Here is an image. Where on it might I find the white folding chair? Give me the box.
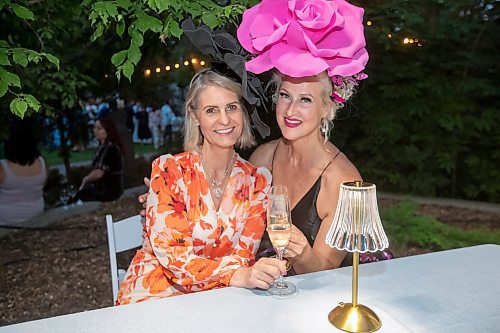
[106,214,143,304]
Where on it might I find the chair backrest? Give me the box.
[106,214,143,304]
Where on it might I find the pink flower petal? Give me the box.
[245,50,274,74]
[237,5,260,53]
[270,43,329,77]
[325,48,369,77]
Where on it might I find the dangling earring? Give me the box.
[320,118,329,136]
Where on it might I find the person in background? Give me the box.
[0,125,48,226]
[135,104,151,144]
[116,69,285,305]
[74,116,123,202]
[148,105,163,149]
[161,99,176,143]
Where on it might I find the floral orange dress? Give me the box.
[116,152,271,305]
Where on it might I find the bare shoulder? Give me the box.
[248,139,281,169]
[322,150,362,192]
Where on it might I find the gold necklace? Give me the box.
[200,150,236,199]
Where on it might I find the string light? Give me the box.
[200,60,205,66]
[403,38,409,44]
[155,67,161,73]
[165,65,171,71]
[387,33,392,39]
[191,58,198,64]
[174,63,180,68]
[366,21,372,26]
[184,60,189,66]
[145,69,151,76]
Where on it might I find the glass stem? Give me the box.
[277,247,284,286]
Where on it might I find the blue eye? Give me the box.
[279,92,291,101]
[300,97,312,104]
[206,107,217,114]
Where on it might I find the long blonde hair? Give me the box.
[183,69,256,151]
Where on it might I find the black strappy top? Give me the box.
[256,140,341,266]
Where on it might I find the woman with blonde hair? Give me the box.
[237,0,383,273]
[116,68,286,305]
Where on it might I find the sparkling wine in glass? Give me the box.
[267,185,296,298]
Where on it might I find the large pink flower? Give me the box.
[237,0,369,78]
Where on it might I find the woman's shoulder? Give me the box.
[248,138,280,168]
[236,156,272,185]
[322,148,361,189]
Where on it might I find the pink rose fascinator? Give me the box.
[237,0,369,103]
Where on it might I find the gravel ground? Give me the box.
[1,196,499,326]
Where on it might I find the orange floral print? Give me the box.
[116,152,271,305]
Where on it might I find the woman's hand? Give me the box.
[229,257,287,289]
[138,177,150,217]
[284,225,311,263]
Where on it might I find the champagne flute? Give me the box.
[267,185,296,298]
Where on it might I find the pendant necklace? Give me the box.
[200,150,236,199]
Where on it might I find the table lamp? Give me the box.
[325,181,389,333]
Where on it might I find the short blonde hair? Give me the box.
[269,71,356,141]
[183,69,256,151]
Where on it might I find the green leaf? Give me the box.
[26,50,41,63]
[122,61,134,82]
[24,94,41,112]
[130,29,144,47]
[116,0,133,9]
[0,51,10,66]
[0,81,8,97]
[116,20,125,37]
[12,49,28,67]
[224,6,232,18]
[127,45,141,65]
[0,69,21,88]
[169,20,182,39]
[153,0,170,12]
[91,24,104,42]
[111,50,127,67]
[10,98,28,118]
[10,4,34,20]
[201,13,218,29]
[43,53,60,69]
[148,16,163,33]
[0,40,9,48]
[105,3,119,17]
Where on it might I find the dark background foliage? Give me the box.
[333,0,500,202]
[1,0,499,202]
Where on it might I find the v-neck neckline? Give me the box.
[194,151,239,214]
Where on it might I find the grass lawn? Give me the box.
[381,200,500,254]
[41,143,160,166]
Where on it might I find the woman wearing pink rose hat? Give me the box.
[237,0,374,274]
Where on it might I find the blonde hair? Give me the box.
[183,69,256,151]
[268,71,356,142]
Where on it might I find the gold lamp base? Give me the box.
[328,302,382,333]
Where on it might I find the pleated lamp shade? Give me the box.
[326,181,389,252]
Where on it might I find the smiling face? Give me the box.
[194,85,244,150]
[275,75,329,142]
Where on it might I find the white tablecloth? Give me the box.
[2,244,499,333]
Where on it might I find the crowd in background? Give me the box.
[40,95,185,153]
